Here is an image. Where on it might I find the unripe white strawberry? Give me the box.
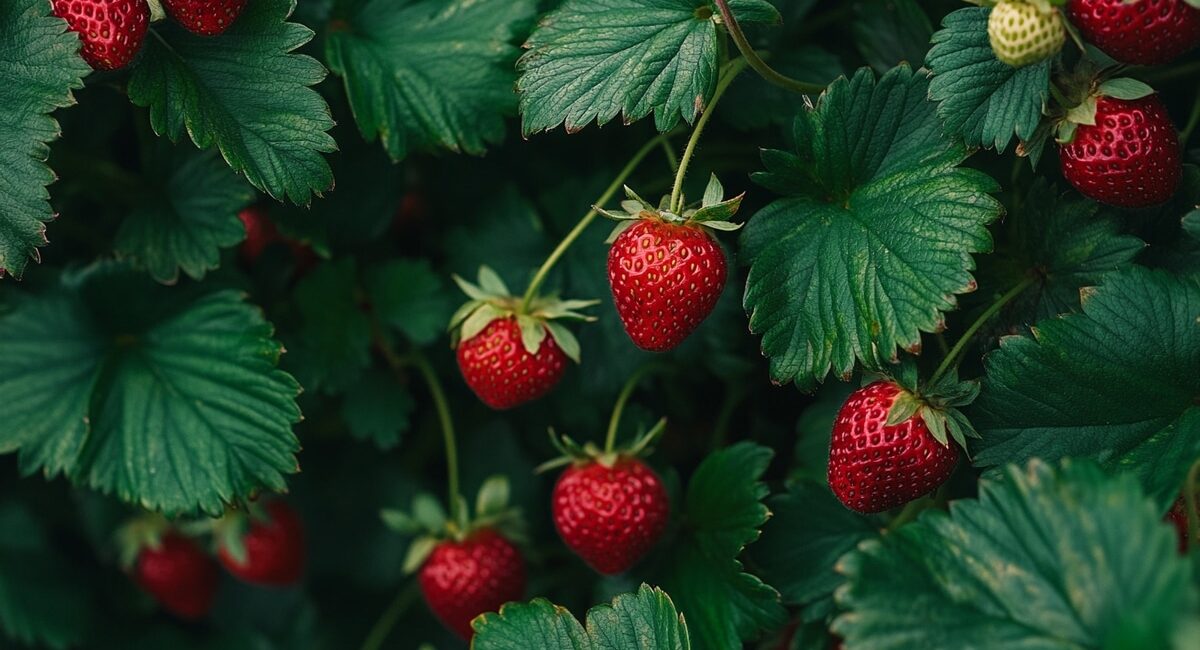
[988,1,1066,67]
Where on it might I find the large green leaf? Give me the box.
[982,179,1143,323]
[0,0,89,278]
[748,481,878,622]
[325,0,535,161]
[128,0,336,204]
[741,65,1002,390]
[472,584,690,649]
[115,144,255,284]
[926,7,1051,154]
[0,264,301,515]
[289,259,372,394]
[834,459,1197,649]
[971,267,1200,508]
[657,442,786,649]
[0,502,94,649]
[517,0,780,135]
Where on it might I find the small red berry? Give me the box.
[607,219,727,352]
[51,0,150,71]
[162,0,248,36]
[828,381,959,514]
[1165,495,1196,554]
[217,501,306,587]
[1060,94,1181,208]
[238,206,277,264]
[456,317,567,410]
[552,457,670,575]
[134,533,218,620]
[1067,0,1200,65]
[418,529,526,639]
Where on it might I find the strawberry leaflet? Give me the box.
[0,0,89,279]
[128,0,336,204]
[971,267,1200,508]
[835,459,1195,649]
[0,264,302,516]
[742,65,1002,390]
[326,0,536,162]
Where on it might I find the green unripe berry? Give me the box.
[987,1,1065,67]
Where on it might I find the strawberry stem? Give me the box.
[359,581,420,650]
[929,276,1036,386]
[410,350,462,527]
[519,132,676,313]
[1180,87,1200,145]
[712,0,826,96]
[605,365,663,454]
[669,57,749,214]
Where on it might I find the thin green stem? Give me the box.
[1179,87,1200,145]
[1061,11,1087,54]
[410,350,461,525]
[519,132,674,311]
[713,0,827,95]
[1185,458,1200,552]
[660,139,680,173]
[359,582,420,650]
[885,497,928,533]
[710,381,747,450]
[605,365,662,453]
[930,276,1036,386]
[669,57,749,214]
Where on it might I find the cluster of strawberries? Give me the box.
[52,0,247,70]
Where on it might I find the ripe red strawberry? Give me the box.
[1067,0,1200,65]
[51,0,150,71]
[133,532,219,620]
[217,501,306,587]
[608,219,727,352]
[1165,495,1196,554]
[163,0,248,36]
[456,317,567,410]
[418,528,526,639]
[1059,94,1181,208]
[552,457,669,575]
[238,206,276,263]
[829,381,959,514]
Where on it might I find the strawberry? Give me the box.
[988,0,1066,67]
[133,532,219,620]
[449,267,595,409]
[828,381,961,514]
[1067,0,1200,65]
[216,501,306,587]
[162,0,248,36]
[600,176,743,352]
[51,0,150,71]
[418,528,526,639]
[1165,495,1196,554]
[238,205,316,270]
[552,457,669,574]
[1059,93,1181,208]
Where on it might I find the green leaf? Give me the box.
[0,502,94,649]
[834,459,1198,649]
[290,259,372,394]
[517,0,776,135]
[748,481,878,622]
[971,267,1200,508]
[926,7,1051,154]
[128,0,336,204]
[982,179,1143,322]
[472,584,690,649]
[0,0,89,278]
[366,258,453,346]
[115,144,255,284]
[325,0,536,161]
[852,0,933,73]
[1098,77,1156,100]
[342,370,414,450]
[0,264,301,515]
[742,66,1002,390]
[657,442,786,649]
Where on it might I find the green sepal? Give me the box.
[598,176,745,235]
[114,514,172,570]
[515,314,548,356]
[411,494,448,533]
[1097,78,1155,101]
[380,508,422,535]
[921,408,950,447]
[213,510,251,566]
[544,321,582,363]
[886,391,923,427]
[475,476,511,519]
[1064,95,1097,127]
[605,219,639,244]
[402,535,439,575]
[701,174,725,207]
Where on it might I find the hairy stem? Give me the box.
[713,0,827,95]
[519,132,675,311]
[929,276,1036,385]
[669,57,749,214]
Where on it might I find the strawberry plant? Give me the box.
[2,0,1199,648]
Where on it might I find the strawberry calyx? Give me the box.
[596,174,744,243]
[381,475,527,574]
[874,361,982,452]
[114,513,178,570]
[536,417,668,473]
[448,265,597,363]
[1054,77,1158,144]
